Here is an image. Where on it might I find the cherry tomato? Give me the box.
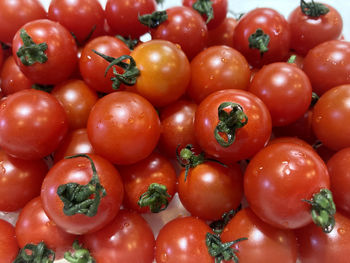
[0,218,19,263]
[267,136,313,151]
[303,40,350,95]
[0,89,68,160]
[312,84,350,151]
[83,209,155,263]
[244,142,330,229]
[41,154,124,235]
[249,62,312,126]
[207,17,237,48]
[118,152,177,213]
[0,0,46,44]
[288,3,343,56]
[221,208,298,263]
[188,45,251,103]
[12,19,78,85]
[155,216,214,263]
[233,8,291,68]
[15,197,77,258]
[51,79,98,130]
[87,91,161,165]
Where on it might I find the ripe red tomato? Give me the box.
[303,40,350,95]
[288,3,343,56]
[0,149,47,211]
[12,19,78,85]
[0,0,46,44]
[312,84,350,151]
[87,91,161,165]
[51,79,98,130]
[15,197,77,258]
[194,89,271,163]
[129,40,191,107]
[0,218,19,263]
[244,142,330,230]
[233,8,291,68]
[267,136,313,151]
[155,216,214,263]
[221,208,298,263]
[41,154,124,235]
[118,152,177,213]
[249,62,312,126]
[207,17,237,48]
[188,45,251,103]
[83,209,155,263]
[0,89,68,160]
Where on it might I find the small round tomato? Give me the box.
[83,209,155,263]
[0,89,68,160]
[312,84,350,151]
[15,197,77,258]
[155,216,214,263]
[249,62,312,126]
[41,154,124,235]
[303,40,350,95]
[221,208,298,263]
[244,142,330,230]
[129,40,190,107]
[207,17,237,48]
[188,45,251,103]
[51,79,98,130]
[87,91,161,165]
[12,19,78,85]
[0,218,19,263]
[267,136,313,151]
[233,8,291,68]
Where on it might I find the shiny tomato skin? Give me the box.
[41,154,124,235]
[295,212,350,263]
[0,89,68,160]
[12,19,78,85]
[15,197,77,258]
[87,91,161,165]
[118,152,177,213]
[233,8,291,68]
[249,62,312,126]
[244,142,330,229]
[129,40,190,107]
[312,84,350,151]
[0,219,19,263]
[267,136,313,151]
[221,208,298,263]
[303,40,350,95]
[155,216,214,263]
[188,45,251,103]
[83,209,155,263]
[207,17,237,48]
[288,3,343,56]
[178,162,243,221]
[0,0,46,44]
[194,89,272,163]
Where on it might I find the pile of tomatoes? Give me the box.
[0,0,349,262]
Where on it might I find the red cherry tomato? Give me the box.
[207,17,237,48]
[0,219,19,263]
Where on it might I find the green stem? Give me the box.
[214,102,248,147]
[16,29,48,66]
[300,0,329,17]
[57,154,107,217]
[209,204,242,234]
[192,0,214,24]
[71,25,96,46]
[13,242,55,263]
[138,183,171,213]
[287,54,297,64]
[248,28,270,57]
[138,10,168,28]
[115,35,138,50]
[32,84,54,93]
[64,241,96,263]
[311,92,319,107]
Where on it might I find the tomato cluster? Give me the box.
[0,0,349,262]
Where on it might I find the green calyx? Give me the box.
[138,10,168,28]
[214,102,248,147]
[138,183,171,213]
[13,242,55,263]
[64,241,96,263]
[206,233,247,263]
[248,28,270,57]
[300,0,329,17]
[303,188,336,233]
[92,49,140,90]
[192,0,214,24]
[57,154,107,217]
[210,204,242,234]
[115,35,138,50]
[16,29,48,66]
